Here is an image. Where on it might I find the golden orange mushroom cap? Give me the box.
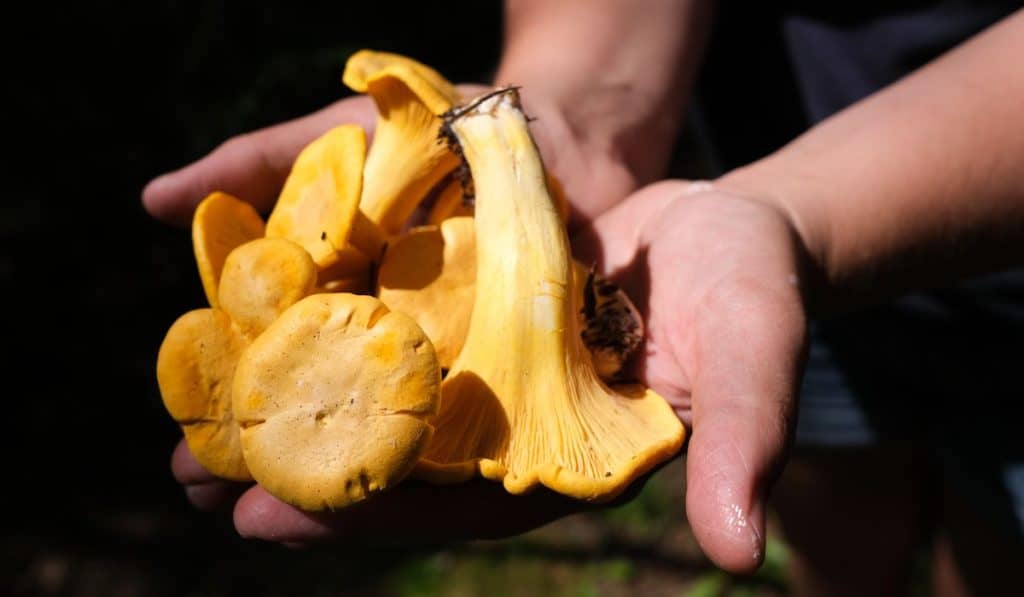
[377,216,476,369]
[192,192,265,307]
[218,238,318,337]
[266,125,384,270]
[157,309,251,480]
[233,293,440,511]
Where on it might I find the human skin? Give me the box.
[144,3,1024,577]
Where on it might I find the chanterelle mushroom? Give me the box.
[426,168,571,225]
[157,237,318,481]
[377,216,476,370]
[342,50,461,235]
[426,177,474,225]
[232,293,440,511]
[192,192,265,307]
[414,89,685,501]
[266,125,384,274]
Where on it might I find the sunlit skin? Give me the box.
[145,6,1024,583]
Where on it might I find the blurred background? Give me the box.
[0,2,805,595]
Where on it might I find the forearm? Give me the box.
[720,10,1024,312]
[497,0,712,207]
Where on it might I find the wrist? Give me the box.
[715,157,834,312]
[493,59,682,190]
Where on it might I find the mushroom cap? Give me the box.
[192,192,265,307]
[377,217,475,369]
[266,125,371,268]
[157,308,251,481]
[342,50,461,235]
[233,293,441,511]
[218,238,318,337]
[343,50,457,116]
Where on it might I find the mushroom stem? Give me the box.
[417,89,684,501]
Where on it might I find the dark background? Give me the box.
[3,3,511,594]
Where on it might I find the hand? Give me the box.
[574,180,808,572]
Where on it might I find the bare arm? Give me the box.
[720,9,1024,311]
[497,0,713,223]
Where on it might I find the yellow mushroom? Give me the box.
[377,218,642,378]
[266,125,385,271]
[426,171,571,225]
[425,177,473,225]
[156,238,317,481]
[157,309,250,480]
[192,192,265,307]
[342,50,461,235]
[217,238,319,337]
[377,216,475,369]
[232,293,440,511]
[413,89,684,501]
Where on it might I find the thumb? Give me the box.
[142,95,376,226]
[684,280,805,573]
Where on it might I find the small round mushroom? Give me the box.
[233,293,441,511]
[218,238,318,337]
[192,192,265,307]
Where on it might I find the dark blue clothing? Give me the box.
[696,1,1024,540]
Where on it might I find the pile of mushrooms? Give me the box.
[157,51,685,511]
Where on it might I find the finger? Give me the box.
[571,180,699,281]
[171,439,249,512]
[684,279,805,573]
[143,96,376,226]
[233,480,590,544]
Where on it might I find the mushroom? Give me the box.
[192,192,265,307]
[232,293,440,510]
[156,237,317,480]
[265,124,384,274]
[377,216,476,370]
[426,170,571,225]
[342,50,461,235]
[426,178,473,225]
[377,218,642,379]
[413,89,685,501]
